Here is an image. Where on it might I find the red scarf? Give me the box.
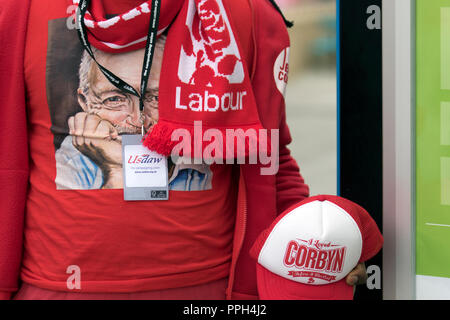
[74,0,265,160]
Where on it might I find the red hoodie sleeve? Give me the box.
[0,0,31,299]
[229,0,309,217]
[225,0,310,300]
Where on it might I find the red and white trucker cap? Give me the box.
[250,195,383,300]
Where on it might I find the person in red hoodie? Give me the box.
[0,0,367,300]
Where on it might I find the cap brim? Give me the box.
[256,264,354,300]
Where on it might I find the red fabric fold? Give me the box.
[0,0,30,294]
[77,0,184,53]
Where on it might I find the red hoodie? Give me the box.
[0,0,309,300]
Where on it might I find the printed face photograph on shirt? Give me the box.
[46,18,213,191]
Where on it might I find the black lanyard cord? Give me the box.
[76,0,161,114]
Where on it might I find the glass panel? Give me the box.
[416,0,450,281]
[281,0,337,196]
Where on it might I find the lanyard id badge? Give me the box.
[76,0,167,201]
[122,135,169,201]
